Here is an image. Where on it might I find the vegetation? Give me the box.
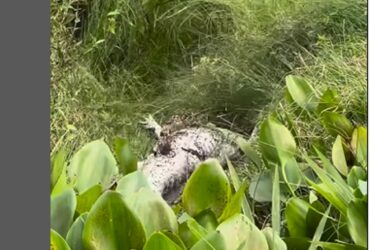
[50,81,368,248]
[51,0,366,157]
[51,0,367,249]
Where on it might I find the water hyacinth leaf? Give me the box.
[358,180,367,196]
[219,180,248,222]
[347,199,367,247]
[66,213,88,250]
[249,171,273,202]
[316,88,340,114]
[285,197,310,237]
[306,200,327,238]
[351,127,367,167]
[51,162,72,197]
[187,217,209,238]
[332,136,348,176]
[262,227,287,250]
[285,75,318,112]
[249,170,289,203]
[226,158,254,223]
[82,191,146,250]
[116,171,153,197]
[284,87,295,104]
[347,166,366,189]
[51,149,67,191]
[51,229,71,250]
[259,116,296,167]
[283,237,311,249]
[51,188,77,238]
[178,218,208,249]
[190,230,227,250]
[76,184,103,215]
[114,137,137,175]
[194,209,218,231]
[309,191,318,204]
[123,187,178,237]
[182,159,231,217]
[68,140,118,193]
[143,232,183,250]
[282,157,302,192]
[217,214,269,250]
[236,137,262,168]
[161,231,187,250]
[320,112,354,139]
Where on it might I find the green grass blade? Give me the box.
[308,205,331,250]
[272,164,281,236]
[226,158,254,223]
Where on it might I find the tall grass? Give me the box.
[51,0,367,158]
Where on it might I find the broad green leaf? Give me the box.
[332,136,348,176]
[347,166,366,189]
[249,171,273,202]
[320,112,354,139]
[316,88,340,114]
[236,137,262,168]
[347,199,367,247]
[226,158,254,223]
[259,116,296,167]
[51,229,71,250]
[272,165,281,235]
[51,188,77,238]
[262,227,287,250]
[76,184,103,215]
[309,191,318,204]
[283,237,311,250]
[194,209,218,231]
[51,162,71,197]
[114,137,137,175]
[285,75,318,112]
[187,217,209,238]
[249,170,289,203]
[68,140,118,193]
[284,87,295,104]
[123,187,178,237]
[66,213,88,250]
[219,180,248,222]
[285,198,310,237]
[282,157,302,193]
[143,232,183,250]
[115,171,153,197]
[190,230,227,250]
[161,231,187,250]
[182,159,231,217]
[217,214,269,250]
[306,200,328,238]
[179,217,208,249]
[51,149,66,191]
[358,180,367,196]
[82,191,146,250]
[351,127,367,167]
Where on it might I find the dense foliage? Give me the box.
[51,76,367,249]
[51,0,367,249]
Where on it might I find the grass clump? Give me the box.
[51,0,367,158]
